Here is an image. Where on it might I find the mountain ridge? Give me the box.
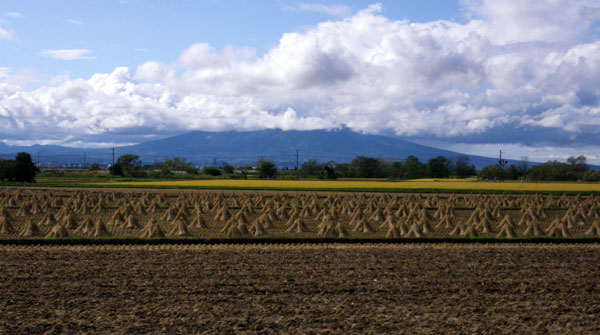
[0,128,520,169]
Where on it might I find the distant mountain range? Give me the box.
[0,128,522,169]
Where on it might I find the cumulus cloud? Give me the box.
[42,49,94,60]
[284,3,353,17]
[135,61,167,82]
[1,0,600,157]
[461,0,600,44]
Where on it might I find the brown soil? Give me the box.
[1,244,599,334]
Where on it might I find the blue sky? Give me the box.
[1,1,461,82]
[1,0,600,163]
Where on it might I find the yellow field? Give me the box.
[97,179,600,192]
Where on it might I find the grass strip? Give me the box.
[1,237,599,246]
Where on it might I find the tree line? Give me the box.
[479,155,600,182]
[28,152,599,183]
[0,153,39,182]
[299,155,476,179]
[2,150,596,183]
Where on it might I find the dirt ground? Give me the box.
[0,244,599,334]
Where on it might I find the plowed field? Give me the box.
[1,244,599,334]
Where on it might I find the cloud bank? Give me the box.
[1,0,600,156]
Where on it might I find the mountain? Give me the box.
[0,128,521,169]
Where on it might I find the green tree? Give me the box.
[334,163,351,178]
[519,156,529,176]
[239,165,252,179]
[89,163,100,171]
[163,157,199,175]
[507,164,522,180]
[452,156,476,178]
[257,160,277,179]
[350,156,384,178]
[427,156,452,178]
[0,153,39,182]
[110,154,145,177]
[0,159,9,181]
[479,165,504,180]
[383,159,404,179]
[404,155,427,179]
[527,161,576,181]
[301,159,322,177]
[322,162,336,179]
[203,167,222,176]
[583,170,600,181]
[13,152,39,182]
[567,155,587,180]
[222,163,234,174]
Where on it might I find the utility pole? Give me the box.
[296,149,299,180]
[37,150,40,167]
[111,148,115,175]
[498,150,506,182]
[83,152,86,169]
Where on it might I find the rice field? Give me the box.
[2,187,599,333]
[2,187,600,240]
[96,178,600,192]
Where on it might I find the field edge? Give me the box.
[2,237,600,246]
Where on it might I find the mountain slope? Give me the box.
[0,128,518,168]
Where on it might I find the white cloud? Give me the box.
[135,61,167,82]
[461,0,600,44]
[1,0,600,155]
[285,2,353,17]
[42,49,94,60]
[0,27,13,40]
[67,19,84,26]
[1,68,38,87]
[5,11,23,19]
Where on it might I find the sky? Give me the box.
[1,0,600,163]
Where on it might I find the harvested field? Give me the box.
[0,244,599,334]
[1,188,600,239]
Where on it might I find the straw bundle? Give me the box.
[171,220,191,237]
[404,223,423,238]
[0,216,14,234]
[584,220,600,236]
[20,219,42,237]
[46,224,69,238]
[522,221,544,237]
